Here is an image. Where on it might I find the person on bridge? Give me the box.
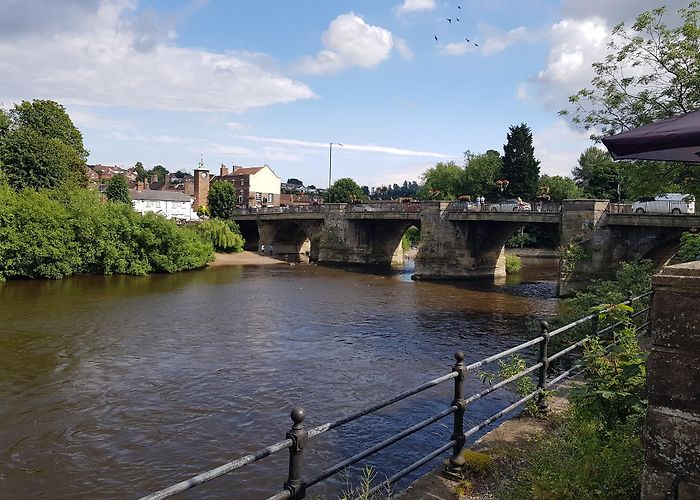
[476,196,481,210]
[260,244,265,255]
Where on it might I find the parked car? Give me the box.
[631,193,695,214]
[490,199,531,212]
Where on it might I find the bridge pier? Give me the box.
[414,202,525,281]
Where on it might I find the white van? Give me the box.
[632,193,696,214]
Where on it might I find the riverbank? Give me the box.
[395,388,572,500]
[209,251,287,267]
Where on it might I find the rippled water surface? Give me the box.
[0,261,561,499]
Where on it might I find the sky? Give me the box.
[0,0,690,188]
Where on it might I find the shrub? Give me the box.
[678,230,700,262]
[0,186,214,280]
[194,218,245,253]
[505,254,522,274]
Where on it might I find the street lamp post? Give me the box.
[329,142,343,190]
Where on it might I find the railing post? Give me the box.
[536,321,550,414]
[444,351,467,481]
[284,407,307,499]
[591,312,599,338]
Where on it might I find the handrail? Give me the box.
[139,291,653,500]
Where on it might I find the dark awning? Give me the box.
[601,109,700,163]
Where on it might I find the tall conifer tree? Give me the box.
[501,123,540,199]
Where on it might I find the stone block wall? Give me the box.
[642,262,700,498]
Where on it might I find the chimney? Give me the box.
[184,179,194,196]
[220,164,229,177]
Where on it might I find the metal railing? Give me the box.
[446,200,562,213]
[139,291,652,500]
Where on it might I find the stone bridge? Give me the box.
[231,201,700,295]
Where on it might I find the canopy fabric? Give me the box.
[601,109,700,163]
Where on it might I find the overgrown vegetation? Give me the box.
[505,254,522,274]
[678,230,700,262]
[401,226,420,252]
[486,262,653,499]
[0,186,214,280]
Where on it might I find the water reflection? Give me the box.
[0,261,560,499]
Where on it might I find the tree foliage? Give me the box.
[135,162,148,182]
[105,174,131,203]
[0,186,213,280]
[207,181,237,218]
[539,174,582,200]
[573,147,622,200]
[149,164,168,182]
[501,123,540,199]
[325,177,366,203]
[561,2,700,139]
[419,161,463,200]
[463,149,503,199]
[194,219,245,253]
[0,100,88,191]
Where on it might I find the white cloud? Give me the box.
[440,41,475,56]
[0,0,315,113]
[518,16,609,110]
[394,0,437,15]
[226,122,244,131]
[236,135,451,158]
[297,13,407,74]
[481,26,533,56]
[533,120,592,176]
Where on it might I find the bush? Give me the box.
[194,218,245,253]
[501,306,646,500]
[505,254,522,274]
[0,186,214,280]
[678,230,700,262]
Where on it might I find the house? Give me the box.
[129,189,197,221]
[210,164,281,208]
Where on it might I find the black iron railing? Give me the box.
[139,291,652,500]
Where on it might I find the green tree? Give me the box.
[325,177,366,203]
[419,161,463,200]
[105,174,131,204]
[207,181,237,218]
[0,100,88,191]
[502,123,540,199]
[561,2,700,139]
[134,162,148,182]
[463,150,502,200]
[539,174,582,200]
[560,1,700,200]
[149,164,168,183]
[573,147,622,200]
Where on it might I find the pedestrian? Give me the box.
[260,244,265,255]
[476,195,481,210]
[269,244,274,255]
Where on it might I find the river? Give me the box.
[0,260,561,499]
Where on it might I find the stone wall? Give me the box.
[642,261,700,498]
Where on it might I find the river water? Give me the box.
[0,260,561,499]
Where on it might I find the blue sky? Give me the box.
[1,0,688,188]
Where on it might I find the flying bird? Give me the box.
[446,18,452,23]
[465,38,470,42]
[434,35,438,41]
[475,42,479,46]
[458,5,462,8]
[456,17,460,21]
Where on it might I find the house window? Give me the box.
[268,193,274,203]
[255,192,261,202]
[240,179,244,186]
[238,195,243,203]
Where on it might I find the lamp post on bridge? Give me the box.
[329,142,343,190]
